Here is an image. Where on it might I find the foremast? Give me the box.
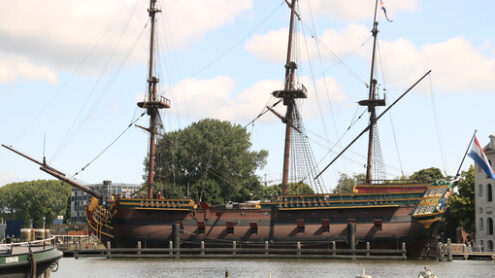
[358,0,386,184]
[273,0,307,194]
[137,0,170,198]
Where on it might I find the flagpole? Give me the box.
[455,129,478,178]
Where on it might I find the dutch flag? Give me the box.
[469,136,495,180]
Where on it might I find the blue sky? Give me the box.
[1,0,495,191]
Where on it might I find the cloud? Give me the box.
[378,37,495,92]
[246,22,495,94]
[0,51,58,84]
[0,0,252,83]
[0,171,17,186]
[245,28,291,63]
[167,75,347,123]
[300,0,419,21]
[245,24,369,63]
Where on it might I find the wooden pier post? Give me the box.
[447,238,452,262]
[366,242,370,257]
[347,219,356,250]
[401,242,407,260]
[332,241,336,257]
[74,243,79,259]
[297,242,301,256]
[437,242,442,261]
[173,223,180,257]
[169,241,173,256]
[137,241,141,257]
[106,241,111,259]
[201,241,205,256]
[233,241,237,256]
[265,241,269,256]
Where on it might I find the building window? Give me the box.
[480,218,484,231]
[480,207,483,214]
[489,240,494,251]
[488,218,494,235]
[479,184,483,197]
[488,184,493,202]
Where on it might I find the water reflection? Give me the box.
[52,258,494,278]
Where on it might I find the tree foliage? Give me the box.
[0,180,71,228]
[448,166,475,234]
[150,119,268,205]
[262,183,315,199]
[410,167,444,183]
[333,173,365,193]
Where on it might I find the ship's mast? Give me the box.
[138,0,170,198]
[272,0,307,194]
[359,0,386,184]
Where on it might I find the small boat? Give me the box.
[417,266,437,278]
[0,237,62,278]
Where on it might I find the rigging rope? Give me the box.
[377,41,405,176]
[428,74,448,175]
[51,2,142,162]
[71,112,146,178]
[163,1,285,94]
[298,19,370,86]
[301,1,336,156]
[11,4,131,146]
[306,127,403,174]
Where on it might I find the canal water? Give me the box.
[52,258,494,277]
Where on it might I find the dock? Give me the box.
[61,240,408,260]
[437,239,495,261]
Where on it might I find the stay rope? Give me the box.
[428,74,448,175]
[71,112,146,178]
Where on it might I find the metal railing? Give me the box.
[0,236,57,255]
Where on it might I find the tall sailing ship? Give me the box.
[3,0,455,257]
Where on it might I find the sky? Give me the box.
[1,0,495,192]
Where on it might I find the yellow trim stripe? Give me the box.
[275,190,426,200]
[279,205,400,210]
[119,201,193,208]
[121,198,194,202]
[412,211,445,218]
[355,183,430,188]
[85,212,114,239]
[265,197,422,205]
[134,207,191,211]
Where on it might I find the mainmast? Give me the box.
[138,0,170,198]
[358,0,386,184]
[272,0,307,194]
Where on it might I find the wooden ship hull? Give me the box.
[86,181,453,258]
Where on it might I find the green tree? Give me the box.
[0,180,71,228]
[448,166,475,234]
[410,167,444,183]
[333,173,365,193]
[150,119,268,205]
[262,183,315,199]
